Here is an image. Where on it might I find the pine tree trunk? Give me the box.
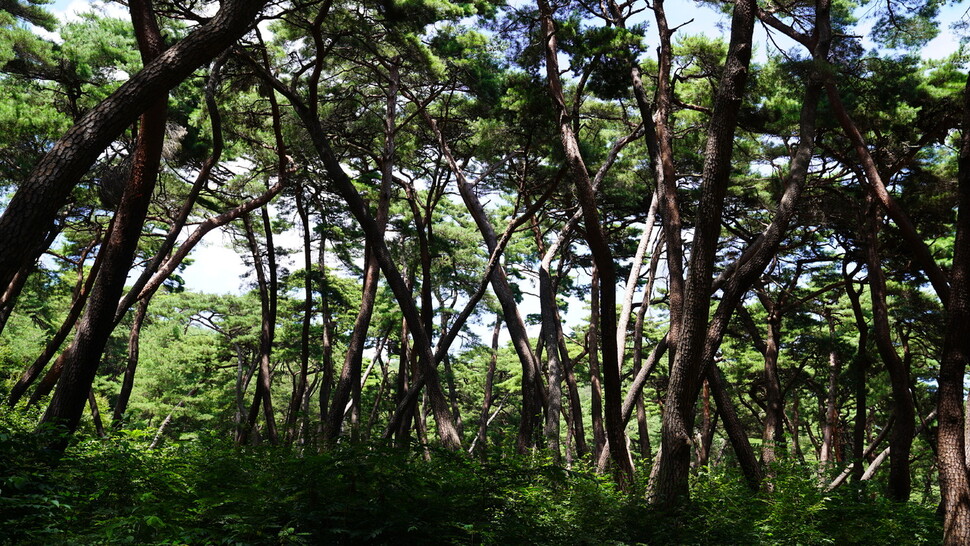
[112,298,150,426]
[474,316,502,456]
[0,0,267,292]
[8,236,105,407]
[588,265,607,460]
[39,0,169,445]
[238,211,279,445]
[650,0,756,505]
[820,310,840,465]
[286,189,314,443]
[758,298,785,469]
[863,203,915,501]
[937,71,970,545]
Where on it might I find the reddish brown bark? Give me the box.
[0,0,267,292]
[938,71,970,545]
[39,0,170,443]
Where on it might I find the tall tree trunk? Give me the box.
[650,0,686,381]
[650,0,757,505]
[706,366,762,489]
[537,224,569,462]
[820,309,840,465]
[538,0,633,484]
[474,316,502,456]
[326,61,400,444]
[617,195,660,367]
[317,224,335,440]
[39,0,169,445]
[88,390,105,438]
[238,211,279,445]
[696,380,716,467]
[564,344,588,459]
[286,189,314,443]
[588,265,607,460]
[393,290,413,447]
[422,112,543,454]
[263,65,460,451]
[844,262,870,482]
[326,244,382,443]
[937,70,970,545]
[863,202,915,501]
[757,295,785,468]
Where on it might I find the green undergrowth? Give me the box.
[1,415,941,544]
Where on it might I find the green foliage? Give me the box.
[654,464,941,545]
[0,410,942,545]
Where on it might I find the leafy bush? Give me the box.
[0,415,942,545]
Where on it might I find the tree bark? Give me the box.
[238,211,279,445]
[819,309,840,465]
[588,265,607,461]
[113,54,227,323]
[0,223,62,336]
[757,295,785,468]
[286,189,314,444]
[111,298,149,426]
[7,232,106,407]
[650,0,756,506]
[39,0,170,445]
[473,315,502,456]
[325,61,398,443]
[937,70,970,545]
[0,0,267,292]
[538,0,634,485]
[421,110,544,454]
[863,202,915,501]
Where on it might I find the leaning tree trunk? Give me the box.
[7,234,105,407]
[538,0,633,483]
[0,224,62,336]
[0,0,267,293]
[473,316,502,456]
[286,188,315,444]
[238,211,279,445]
[325,62,397,444]
[251,52,460,449]
[39,0,169,445]
[111,298,149,426]
[423,111,543,454]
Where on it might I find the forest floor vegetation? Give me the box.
[0,412,940,545]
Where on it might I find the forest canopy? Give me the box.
[2,0,970,542]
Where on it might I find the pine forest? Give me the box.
[2,0,970,542]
